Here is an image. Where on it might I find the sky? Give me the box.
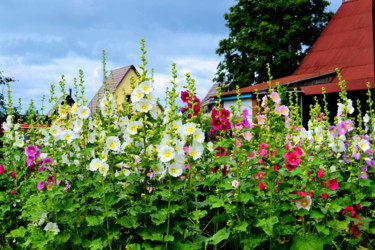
[1,0,342,113]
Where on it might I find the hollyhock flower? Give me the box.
[328,179,339,191]
[180,107,187,113]
[106,136,121,151]
[241,131,252,141]
[285,152,301,167]
[0,165,4,174]
[167,162,183,177]
[38,213,47,226]
[193,128,205,143]
[63,180,71,192]
[357,139,370,152]
[44,222,60,235]
[342,206,356,217]
[134,98,153,113]
[215,146,229,156]
[139,81,153,94]
[158,145,175,162]
[259,182,265,191]
[261,95,268,107]
[98,163,109,176]
[257,115,266,125]
[180,91,191,103]
[270,92,280,103]
[295,196,312,211]
[188,141,204,160]
[10,190,15,195]
[131,88,144,102]
[76,106,91,119]
[317,169,325,178]
[320,193,328,199]
[231,180,240,188]
[359,166,369,179]
[182,122,196,135]
[37,181,45,191]
[152,164,165,174]
[25,145,39,157]
[211,118,222,130]
[220,120,231,131]
[89,158,104,172]
[11,170,16,179]
[247,151,257,159]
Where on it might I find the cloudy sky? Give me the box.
[1,0,342,113]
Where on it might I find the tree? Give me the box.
[215,0,333,89]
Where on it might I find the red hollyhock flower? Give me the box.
[0,165,4,174]
[328,179,339,190]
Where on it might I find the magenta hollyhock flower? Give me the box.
[214,147,229,156]
[343,153,351,163]
[37,181,45,191]
[317,169,325,178]
[328,179,339,191]
[41,158,54,165]
[259,182,265,191]
[11,170,16,179]
[256,172,265,180]
[0,165,4,174]
[180,91,191,103]
[342,206,356,217]
[25,145,39,157]
[10,190,15,195]
[220,108,230,119]
[210,166,219,173]
[27,156,35,167]
[38,167,45,172]
[285,152,301,167]
[180,107,187,113]
[210,118,222,130]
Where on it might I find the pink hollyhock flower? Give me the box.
[63,180,71,192]
[270,92,280,104]
[259,142,269,150]
[180,107,187,113]
[231,180,240,188]
[259,182,265,191]
[235,138,242,147]
[257,115,266,125]
[210,118,222,130]
[328,179,339,190]
[11,170,16,179]
[10,190,15,195]
[241,131,252,141]
[295,196,312,211]
[294,147,304,156]
[320,193,328,199]
[25,145,39,157]
[37,181,45,191]
[247,151,257,159]
[317,169,325,178]
[27,156,35,167]
[285,152,301,167]
[261,95,268,107]
[0,165,4,174]
[342,206,356,217]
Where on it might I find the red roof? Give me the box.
[222,0,375,96]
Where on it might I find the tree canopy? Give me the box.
[0,71,16,121]
[215,0,333,89]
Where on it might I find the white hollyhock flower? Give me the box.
[139,81,153,94]
[127,121,141,135]
[73,119,84,132]
[152,163,165,174]
[171,119,182,133]
[189,141,204,160]
[44,222,60,235]
[61,130,77,144]
[89,158,104,172]
[357,139,370,152]
[158,145,175,162]
[182,122,196,136]
[295,196,312,211]
[37,212,47,226]
[106,136,121,151]
[77,106,91,119]
[167,162,183,177]
[131,88,144,102]
[50,125,61,138]
[193,128,205,143]
[134,98,153,113]
[98,162,109,176]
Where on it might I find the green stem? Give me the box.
[102,179,112,250]
[165,177,172,249]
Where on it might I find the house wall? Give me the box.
[115,68,139,107]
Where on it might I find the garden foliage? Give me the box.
[1,42,375,249]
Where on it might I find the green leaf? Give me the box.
[117,215,140,229]
[127,243,141,250]
[234,221,249,232]
[256,216,279,236]
[86,215,104,226]
[6,226,27,238]
[150,209,168,225]
[310,209,324,219]
[238,193,254,203]
[206,227,230,245]
[315,224,330,235]
[291,235,325,250]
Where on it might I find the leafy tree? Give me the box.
[215,0,333,89]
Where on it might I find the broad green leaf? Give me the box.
[206,227,230,245]
[6,226,27,238]
[86,215,104,226]
[315,224,330,235]
[117,215,140,229]
[291,235,325,250]
[256,216,279,235]
[234,221,249,232]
